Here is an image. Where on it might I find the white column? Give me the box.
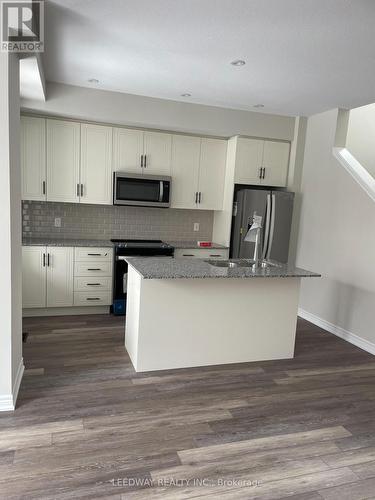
[0,52,24,411]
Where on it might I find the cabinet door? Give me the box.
[113,128,143,173]
[170,135,201,209]
[261,141,290,187]
[21,116,46,201]
[46,247,74,307]
[22,246,46,308]
[80,124,112,205]
[198,138,227,210]
[143,131,172,175]
[234,137,263,185]
[46,120,80,202]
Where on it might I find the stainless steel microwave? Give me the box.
[113,173,171,208]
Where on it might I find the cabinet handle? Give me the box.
[258,167,262,179]
[81,184,84,197]
[195,192,198,203]
[262,167,266,179]
[87,283,101,286]
[42,181,46,195]
[87,268,101,271]
[141,154,144,168]
[144,154,147,168]
[182,254,195,257]
[77,183,80,196]
[86,297,101,301]
[47,253,50,267]
[43,253,46,267]
[198,192,202,204]
[209,254,222,257]
[87,253,102,256]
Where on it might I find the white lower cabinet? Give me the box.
[46,247,74,307]
[174,248,229,259]
[73,247,113,307]
[22,246,74,308]
[22,246,113,310]
[22,246,47,308]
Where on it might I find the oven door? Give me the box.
[113,173,171,207]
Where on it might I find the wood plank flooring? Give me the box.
[1,315,375,499]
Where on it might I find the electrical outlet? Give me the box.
[193,222,200,232]
[54,217,61,228]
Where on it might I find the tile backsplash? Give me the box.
[22,201,214,241]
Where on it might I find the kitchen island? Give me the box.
[125,258,320,372]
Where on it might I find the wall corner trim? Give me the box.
[0,358,25,412]
[298,308,375,356]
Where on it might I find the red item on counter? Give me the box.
[197,241,212,247]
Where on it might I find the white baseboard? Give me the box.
[298,308,375,356]
[0,358,25,412]
[23,306,110,317]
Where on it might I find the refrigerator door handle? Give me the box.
[262,193,271,259]
[266,194,276,259]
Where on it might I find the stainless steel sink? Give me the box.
[205,259,283,269]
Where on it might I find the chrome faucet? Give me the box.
[244,214,263,271]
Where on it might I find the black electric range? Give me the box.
[111,239,174,315]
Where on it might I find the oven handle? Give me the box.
[159,181,164,202]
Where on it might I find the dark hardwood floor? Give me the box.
[1,315,375,499]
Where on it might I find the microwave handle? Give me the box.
[159,181,164,202]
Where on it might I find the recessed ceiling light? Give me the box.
[88,78,99,84]
[253,104,265,108]
[181,93,191,97]
[230,59,246,66]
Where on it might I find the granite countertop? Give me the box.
[166,241,229,249]
[126,257,321,280]
[22,238,114,247]
[22,237,228,249]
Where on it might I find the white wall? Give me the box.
[21,82,295,140]
[0,52,23,411]
[296,108,375,348]
[346,103,375,178]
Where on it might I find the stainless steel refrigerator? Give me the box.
[231,189,294,263]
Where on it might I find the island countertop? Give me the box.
[126,257,320,280]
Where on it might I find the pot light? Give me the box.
[181,93,191,97]
[253,104,265,108]
[88,78,99,84]
[231,59,246,66]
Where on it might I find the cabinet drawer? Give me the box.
[74,261,112,277]
[174,248,229,259]
[74,247,113,261]
[74,291,112,306]
[74,277,112,291]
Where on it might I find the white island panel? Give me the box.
[125,267,301,372]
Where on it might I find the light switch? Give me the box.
[193,222,200,232]
[54,217,61,228]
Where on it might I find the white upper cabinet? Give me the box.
[198,138,227,210]
[170,135,201,209]
[261,140,290,187]
[46,119,80,203]
[21,116,46,201]
[80,124,113,205]
[113,128,144,173]
[113,128,172,175]
[234,137,290,187]
[22,246,47,308]
[143,131,172,175]
[46,247,74,307]
[234,138,264,185]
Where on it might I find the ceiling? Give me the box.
[44,0,375,117]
